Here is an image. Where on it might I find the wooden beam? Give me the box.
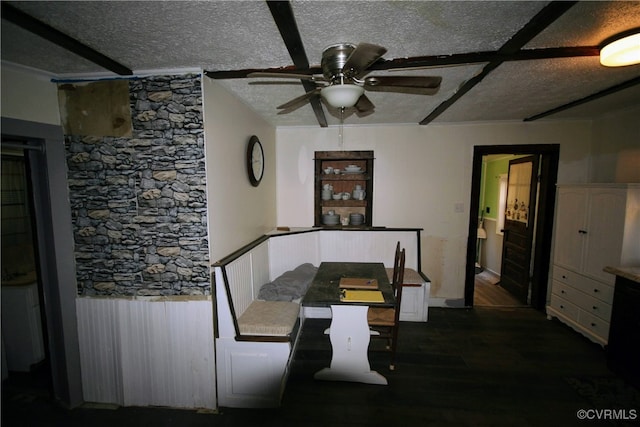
[420,1,578,125]
[524,76,640,121]
[204,46,600,80]
[266,0,327,127]
[1,2,132,76]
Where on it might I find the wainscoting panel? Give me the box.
[224,255,255,318]
[76,298,123,404]
[76,297,215,409]
[319,231,419,269]
[268,232,320,279]
[250,241,271,298]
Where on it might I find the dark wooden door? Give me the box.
[499,155,539,304]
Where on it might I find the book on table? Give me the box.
[340,289,385,303]
[338,277,378,289]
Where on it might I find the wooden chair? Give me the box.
[367,245,406,370]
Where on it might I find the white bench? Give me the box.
[212,228,430,408]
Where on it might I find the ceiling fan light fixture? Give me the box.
[321,84,364,108]
[600,32,640,67]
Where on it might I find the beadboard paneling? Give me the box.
[76,297,215,409]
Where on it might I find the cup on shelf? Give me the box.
[333,169,341,174]
[324,167,333,174]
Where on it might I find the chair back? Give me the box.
[393,248,406,324]
[390,241,401,293]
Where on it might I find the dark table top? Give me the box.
[302,262,395,308]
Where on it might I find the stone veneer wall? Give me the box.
[65,74,210,296]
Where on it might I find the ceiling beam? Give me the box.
[420,1,578,125]
[204,46,600,79]
[524,76,640,121]
[1,2,132,76]
[266,0,327,127]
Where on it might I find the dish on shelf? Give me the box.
[344,165,362,172]
[322,213,340,225]
[332,192,343,200]
[341,170,363,175]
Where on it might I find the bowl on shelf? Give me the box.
[332,192,343,200]
[349,213,365,225]
[344,165,362,173]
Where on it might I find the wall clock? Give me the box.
[246,135,264,187]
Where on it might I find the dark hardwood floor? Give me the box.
[3,308,638,427]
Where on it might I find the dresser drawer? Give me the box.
[552,280,580,302]
[553,265,613,303]
[549,293,580,321]
[578,311,610,341]
[571,289,612,321]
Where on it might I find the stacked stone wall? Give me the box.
[65,74,210,296]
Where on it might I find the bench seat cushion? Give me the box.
[238,300,300,336]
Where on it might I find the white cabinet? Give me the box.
[547,184,640,345]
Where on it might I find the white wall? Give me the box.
[202,79,277,262]
[1,64,61,125]
[276,120,593,300]
[590,105,640,183]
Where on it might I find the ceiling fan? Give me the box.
[248,43,442,116]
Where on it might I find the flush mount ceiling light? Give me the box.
[600,32,640,67]
[320,84,364,108]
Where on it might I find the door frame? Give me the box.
[464,144,560,310]
[1,117,83,408]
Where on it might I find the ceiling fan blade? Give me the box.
[364,76,442,95]
[354,94,375,113]
[342,43,387,78]
[276,88,321,111]
[364,75,442,89]
[248,72,326,82]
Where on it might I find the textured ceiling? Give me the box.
[2,1,640,127]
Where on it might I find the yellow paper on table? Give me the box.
[340,289,385,303]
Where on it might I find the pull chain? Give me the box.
[339,107,345,149]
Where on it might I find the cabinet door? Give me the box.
[554,187,587,271]
[583,188,626,284]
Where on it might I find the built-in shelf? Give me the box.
[314,150,374,228]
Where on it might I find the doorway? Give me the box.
[465,144,560,310]
[1,144,52,396]
[1,117,83,408]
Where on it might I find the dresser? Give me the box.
[546,184,640,346]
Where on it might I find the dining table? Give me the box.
[302,261,395,385]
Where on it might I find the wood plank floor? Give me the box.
[3,308,637,427]
[474,270,527,307]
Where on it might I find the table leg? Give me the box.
[314,305,387,385]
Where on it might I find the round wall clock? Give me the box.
[246,135,264,187]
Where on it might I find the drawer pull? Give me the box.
[562,275,567,279]
[593,289,599,293]
[592,306,598,310]
[591,323,597,327]
[561,290,565,294]
[560,305,564,309]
